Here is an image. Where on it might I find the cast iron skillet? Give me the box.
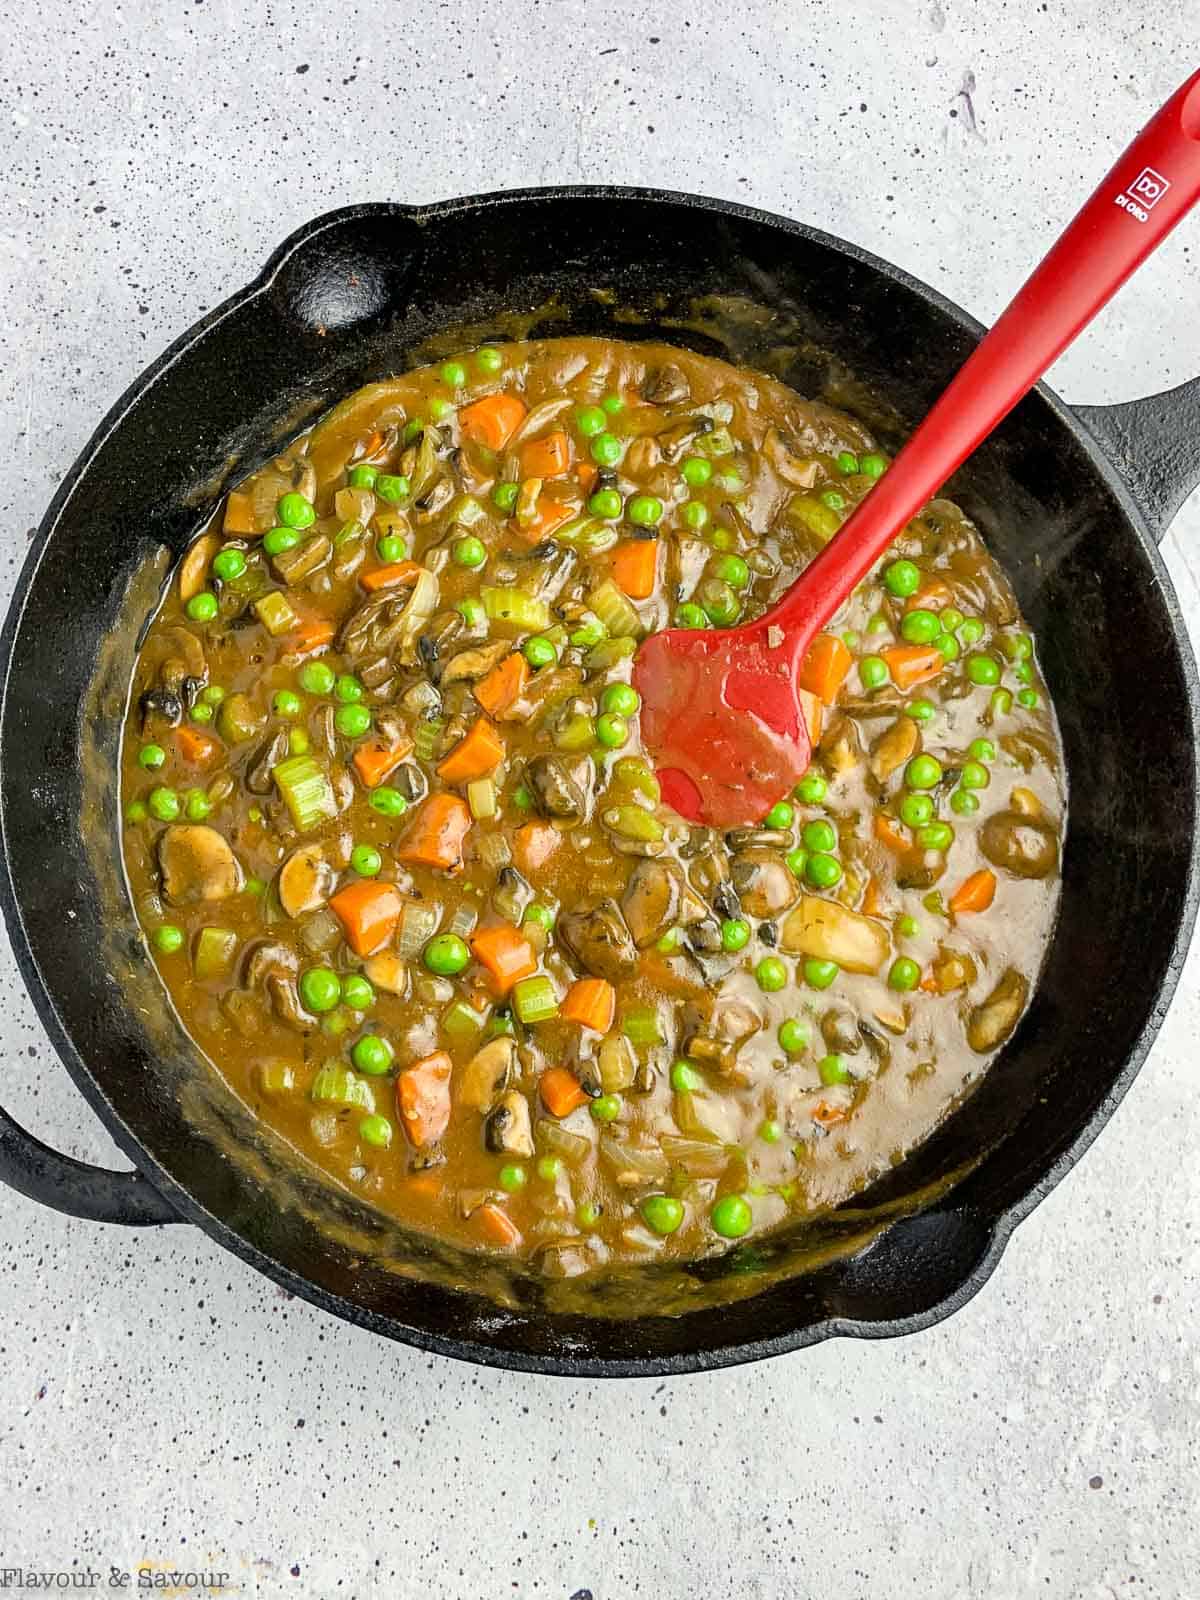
[1,190,1198,1376]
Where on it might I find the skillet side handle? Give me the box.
[1076,375,1200,542]
[0,1103,181,1225]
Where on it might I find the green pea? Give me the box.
[900,609,940,645]
[836,451,859,475]
[321,1012,349,1038]
[700,581,740,626]
[627,494,663,528]
[125,800,148,824]
[273,690,303,719]
[522,902,555,932]
[212,548,247,582]
[755,957,788,993]
[492,481,519,513]
[989,688,1013,719]
[590,1093,622,1124]
[148,787,181,822]
[866,612,890,635]
[916,821,954,851]
[968,737,996,763]
[601,682,640,717]
[819,488,846,512]
[888,957,921,992]
[884,560,920,600]
[475,346,504,374]
[958,617,984,646]
[452,535,487,569]
[966,654,1001,686]
[334,704,371,738]
[352,1034,395,1076]
[758,1119,782,1145]
[429,400,454,424]
[905,699,935,724]
[1014,661,1033,684]
[801,818,836,853]
[682,501,710,530]
[152,923,184,955]
[936,632,960,662]
[590,432,623,467]
[202,683,226,705]
[859,655,889,691]
[595,712,629,749]
[575,404,607,437]
[498,1163,527,1193]
[671,1059,703,1093]
[589,488,623,520]
[794,772,828,805]
[905,754,943,790]
[342,974,375,1011]
[601,393,625,415]
[860,453,887,479]
[577,1201,603,1229]
[896,914,919,937]
[642,1194,685,1235]
[375,474,410,505]
[359,1114,393,1148]
[803,958,839,990]
[999,631,1032,662]
[424,933,470,976]
[184,787,211,822]
[347,463,378,489]
[681,455,714,488]
[377,535,407,563]
[350,844,382,877]
[185,591,218,623]
[191,703,214,724]
[841,630,860,652]
[262,526,300,556]
[513,784,533,810]
[951,790,980,815]
[959,760,989,790]
[899,792,934,828]
[785,847,808,879]
[778,1018,810,1055]
[536,1155,562,1182]
[805,853,842,889]
[721,918,751,952]
[300,968,342,1014]
[818,1052,850,1085]
[436,360,465,389]
[675,602,707,629]
[523,636,557,670]
[714,553,750,590]
[369,787,408,817]
[569,619,606,650]
[276,492,315,530]
[138,743,166,770]
[710,1194,752,1239]
[1017,688,1040,709]
[295,662,332,698]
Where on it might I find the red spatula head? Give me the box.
[633,624,812,827]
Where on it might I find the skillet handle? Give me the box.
[0,1102,181,1225]
[1075,375,1200,542]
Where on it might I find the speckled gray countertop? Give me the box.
[2,3,1198,1596]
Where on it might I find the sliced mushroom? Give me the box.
[558,900,638,982]
[524,754,587,823]
[623,436,661,477]
[622,858,685,948]
[966,968,1029,1053]
[484,1089,534,1156]
[459,1037,516,1113]
[930,947,977,994]
[243,940,315,1033]
[179,533,220,602]
[780,894,890,973]
[643,362,690,405]
[869,717,919,783]
[158,825,243,905]
[820,1007,863,1055]
[413,476,455,523]
[820,716,863,775]
[159,624,207,683]
[730,850,798,920]
[440,638,512,686]
[363,951,408,995]
[139,686,184,730]
[245,729,290,794]
[655,414,711,462]
[270,532,331,585]
[979,811,1059,880]
[277,844,335,919]
[763,426,822,488]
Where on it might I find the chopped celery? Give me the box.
[256,1061,296,1097]
[512,974,559,1025]
[621,1005,663,1046]
[612,756,661,805]
[467,778,498,820]
[333,518,365,547]
[413,717,445,764]
[589,579,643,640]
[272,754,338,832]
[310,1065,375,1111]
[253,590,299,636]
[603,805,665,843]
[192,926,238,981]
[481,587,550,631]
[584,635,638,673]
[598,1033,636,1092]
[553,712,596,752]
[442,996,489,1042]
[446,493,488,528]
[788,494,842,543]
[696,427,735,457]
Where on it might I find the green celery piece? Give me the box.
[272,754,338,832]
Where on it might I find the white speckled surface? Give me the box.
[2,4,1199,1595]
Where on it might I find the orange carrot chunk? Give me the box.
[610,539,658,601]
[475,653,530,719]
[359,560,421,594]
[469,922,538,993]
[290,619,336,655]
[396,793,472,872]
[949,868,997,915]
[353,736,413,789]
[328,880,403,957]
[873,814,910,854]
[473,1202,523,1249]
[515,497,574,545]
[539,1066,589,1118]
[576,461,598,494]
[459,393,528,452]
[436,717,505,785]
[519,429,572,480]
[174,726,221,765]
[798,633,852,704]
[396,1050,453,1147]
[559,977,616,1033]
[880,644,944,691]
[904,579,955,613]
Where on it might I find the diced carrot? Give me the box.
[904,579,955,613]
[223,490,257,535]
[473,1202,523,1249]
[515,497,574,545]
[812,1100,848,1128]
[873,813,911,853]
[539,1066,589,1118]
[402,1173,445,1203]
[359,560,421,594]
[469,922,537,994]
[610,538,658,601]
[519,429,572,480]
[290,619,335,655]
[798,688,823,748]
[576,461,598,494]
[949,868,997,915]
[919,973,939,993]
[358,429,385,460]
[860,875,883,918]
[475,653,530,719]
[559,978,615,1033]
[459,393,528,452]
[798,633,852,704]
[175,726,220,765]
[353,736,413,789]
[880,644,944,691]
[396,1050,453,1147]
[328,880,403,957]
[512,821,561,875]
[436,717,505,785]
[397,793,472,872]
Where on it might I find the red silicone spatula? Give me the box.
[635,67,1200,826]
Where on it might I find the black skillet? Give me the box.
[1,189,1198,1376]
